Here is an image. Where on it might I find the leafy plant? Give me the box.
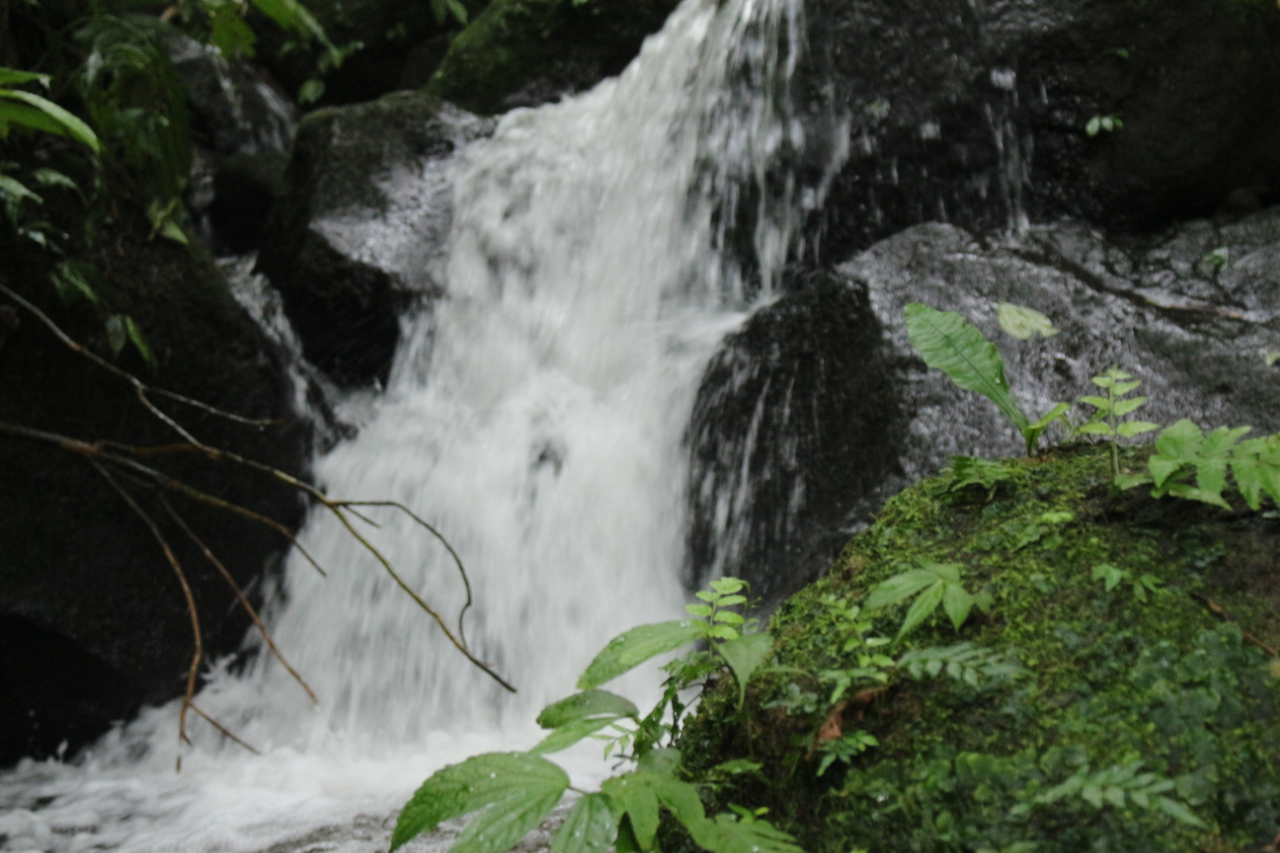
[391,578,799,853]
[996,302,1057,341]
[1090,563,1163,603]
[1013,761,1205,828]
[896,642,1027,687]
[1136,419,1280,510]
[864,560,989,641]
[816,731,879,777]
[1074,367,1159,482]
[904,303,1067,454]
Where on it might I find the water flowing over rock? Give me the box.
[690,208,1280,604]
[255,92,494,387]
[793,0,1280,263]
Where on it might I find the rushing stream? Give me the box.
[0,0,848,850]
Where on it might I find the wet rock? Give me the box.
[790,0,1280,264]
[688,207,1280,605]
[426,0,681,114]
[162,32,297,253]
[255,92,494,387]
[0,224,310,766]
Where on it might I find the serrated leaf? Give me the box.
[1111,396,1148,417]
[1077,422,1115,436]
[537,690,639,728]
[550,793,619,853]
[578,620,705,689]
[904,303,1029,434]
[997,302,1058,340]
[942,583,974,631]
[898,581,945,640]
[714,610,745,625]
[1079,395,1112,412]
[686,603,713,617]
[718,631,774,707]
[390,752,569,852]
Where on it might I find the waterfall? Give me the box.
[0,0,846,849]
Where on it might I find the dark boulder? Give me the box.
[688,207,1280,605]
[784,0,1280,265]
[0,221,310,766]
[255,92,494,387]
[426,0,681,114]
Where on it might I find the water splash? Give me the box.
[0,0,845,849]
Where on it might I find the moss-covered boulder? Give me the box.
[679,444,1280,853]
[426,0,679,114]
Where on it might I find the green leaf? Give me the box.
[942,583,975,631]
[865,569,944,610]
[124,316,156,367]
[208,2,258,59]
[1117,421,1159,437]
[105,314,127,357]
[1079,395,1112,412]
[1150,419,1203,486]
[551,794,619,853]
[996,302,1058,340]
[0,173,40,214]
[601,775,660,851]
[710,759,763,776]
[898,581,945,640]
[0,69,51,88]
[537,690,639,728]
[1092,563,1129,593]
[31,168,82,197]
[0,90,100,153]
[1153,796,1207,829]
[904,303,1029,434]
[529,717,618,756]
[646,773,705,826]
[297,78,325,104]
[51,260,101,304]
[717,631,774,707]
[1024,402,1070,452]
[687,815,804,853]
[1111,396,1148,417]
[578,620,706,689]
[390,752,569,852]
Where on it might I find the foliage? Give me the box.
[903,303,1066,454]
[863,560,988,641]
[1085,114,1123,136]
[391,577,803,853]
[675,444,1280,853]
[1073,367,1159,480]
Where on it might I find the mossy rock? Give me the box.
[678,444,1280,853]
[426,0,679,114]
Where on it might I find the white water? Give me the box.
[0,0,844,849]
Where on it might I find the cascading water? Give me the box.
[0,0,845,849]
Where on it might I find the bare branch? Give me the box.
[160,495,318,704]
[187,702,261,755]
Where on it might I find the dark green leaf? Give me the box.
[898,581,945,640]
[687,815,804,853]
[578,620,705,689]
[864,569,941,611]
[124,316,156,367]
[529,717,617,756]
[0,69,51,88]
[0,90,100,153]
[601,774,659,851]
[941,583,974,631]
[390,752,569,852]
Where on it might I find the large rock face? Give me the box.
[785,0,1280,265]
[0,227,310,766]
[687,207,1280,604]
[256,92,493,387]
[426,0,681,114]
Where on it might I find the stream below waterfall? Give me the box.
[0,0,848,850]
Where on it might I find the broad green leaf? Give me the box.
[997,302,1058,340]
[615,817,641,853]
[0,90,100,153]
[390,752,569,852]
[713,610,745,625]
[250,0,328,42]
[904,303,1029,434]
[0,173,40,208]
[1163,483,1231,509]
[1079,395,1112,412]
[105,314,128,357]
[578,620,705,689]
[1092,563,1129,592]
[529,717,618,756]
[942,583,974,631]
[1151,419,1203,486]
[51,260,101,304]
[1077,422,1114,436]
[898,581,945,640]
[687,815,805,853]
[1115,470,1153,490]
[717,631,774,707]
[550,794,619,853]
[537,690,639,728]
[601,775,659,851]
[646,773,705,826]
[865,569,941,610]
[208,3,258,59]
[636,749,682,775]
[0,69,51,87]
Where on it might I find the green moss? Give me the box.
[678,444,1280,853]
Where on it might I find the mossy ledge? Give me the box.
[678,443,1280,853]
